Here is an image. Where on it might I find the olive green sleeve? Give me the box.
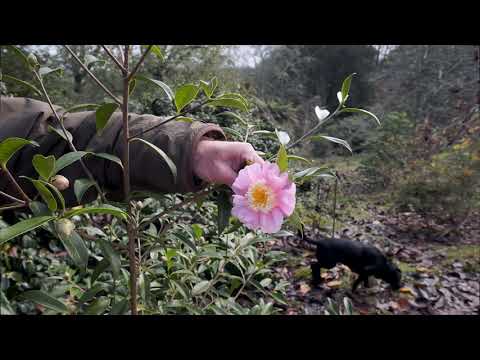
[0,97,225,207]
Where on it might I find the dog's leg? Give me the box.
[311,262,322,287]
[363,276,370,288]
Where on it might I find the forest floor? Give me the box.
[271,156,480,315]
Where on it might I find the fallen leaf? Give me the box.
[326,280,342,288]
[416,266,431,273]
[298,283,311,295]
[397,297,411,310]
[399,287,416,297]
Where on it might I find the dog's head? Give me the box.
[382,262,402,290]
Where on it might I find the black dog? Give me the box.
[302,236,402,292]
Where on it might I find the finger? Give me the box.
[215,162,238,187]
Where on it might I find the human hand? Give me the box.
[193,140,264,186]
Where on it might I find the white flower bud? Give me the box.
[51,175,70,191]
[55,219,75,238]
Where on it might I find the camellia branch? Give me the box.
[0,190,26,204]
[101,45,127,72]
[33,71,107,203]
[129,100,210,140]
[127,45,153,82]
[0,203,28,212]
[1,166,31,203]
[119,45,139,316]
[64,45,122,105]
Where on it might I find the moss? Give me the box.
[441,245,480,273]
[293,266,311,280]
[397,261,417,274]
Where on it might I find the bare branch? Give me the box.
[1,167,31,203]
[101,45,127,72]
[0,191,25,204]
[128,45,153,82]
[64,45,122,105]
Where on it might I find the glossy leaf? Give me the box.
[174,84,199,113]
[57,230,89,271]
[209,97,248,112]
[84,297,110,315]
[310,135,352,154]
[95,103,119,133]
[341,107,381,126]
[150,45,164,61]
[84,54,106,68]
[64,206,128,221]
[32,154,56,180]
[192,280,211,296]
[136,75,174,102]
[341,73,356,104]
[48,125,73,143]
[216,188,232,234]
[130,138,177,184]
[218,111,248,126]
[44,182,66,212]
[0,137,39,167]
[128,78,136,96]
[92,153,124,169]
[176,116,193,123]
[54,151,89,174]
[98,239,121,279]
[22,177,57,212]
[0,216,55,245]
[287,155,311,164]
[21,290,69,314]
[39,66,64,78]
[74,178,96,204]
[2,74,42,96]
[277,144,288,172]
[91,258,110,283]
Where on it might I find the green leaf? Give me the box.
[111,299,129,315]
[74,178,96,204]
[310,135,352,154]
[136,75,174,102]
[287,155,311,164]
[57,230,89,271]
[174,84,199,113]
[293,166,332,181]
[191,224,203,240]
[92,153,124,169]
[192,280,211,296]
[222,127,244,140]
[6,46,30,69]
[29,201,51,217]
[172,231,197,252]
[22,177,57,212]
[128,78,136,96]
[275,129,290,145]
[78,284,106,304]
[95,103,119,133]
[209,98,248,112]
[199,76,218,98]
[91,258,110,283]
[0,290,15,315]
[130,138,177,184]
[84,297,110,315]
[0,216,55,245]
[39,66,64,78]
[341,108,381,126]
[21,290,69,314]
[54,151,89,174]
[252,130,276,138]
[44,182,66,212]
[2,74,42,96]
[277,144,288,172]
[48,125,73,143]
[32,154,56,180]
[84,54,106,68]
[64,206,128,221]
[150,45,164,61]
[218,111,248,126]
[62,103,99,114]
[98,239,121,279]
[216,188,232,234]
[176,116,193,123]
[285,210,304,236]
[341,73,356,104]
[0,137,39,167]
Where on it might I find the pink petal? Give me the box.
[259,208,284,233]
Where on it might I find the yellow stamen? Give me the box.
[247,182,275,212]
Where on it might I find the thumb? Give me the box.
[216,162,238,186]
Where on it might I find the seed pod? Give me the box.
[51,175,70,191]
[55,218,75,238]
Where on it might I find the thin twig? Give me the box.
[64,45,122,105]
[0,203,27,212]
[129,100,210,140]
[332,174,338,238]
[0,191,25,204]
[33,71,107,203]
[139,187,214,230]
[128,45,153,82]
[2,167,31,203]
[101,45,127,72]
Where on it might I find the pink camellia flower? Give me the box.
[231,162,296,234]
